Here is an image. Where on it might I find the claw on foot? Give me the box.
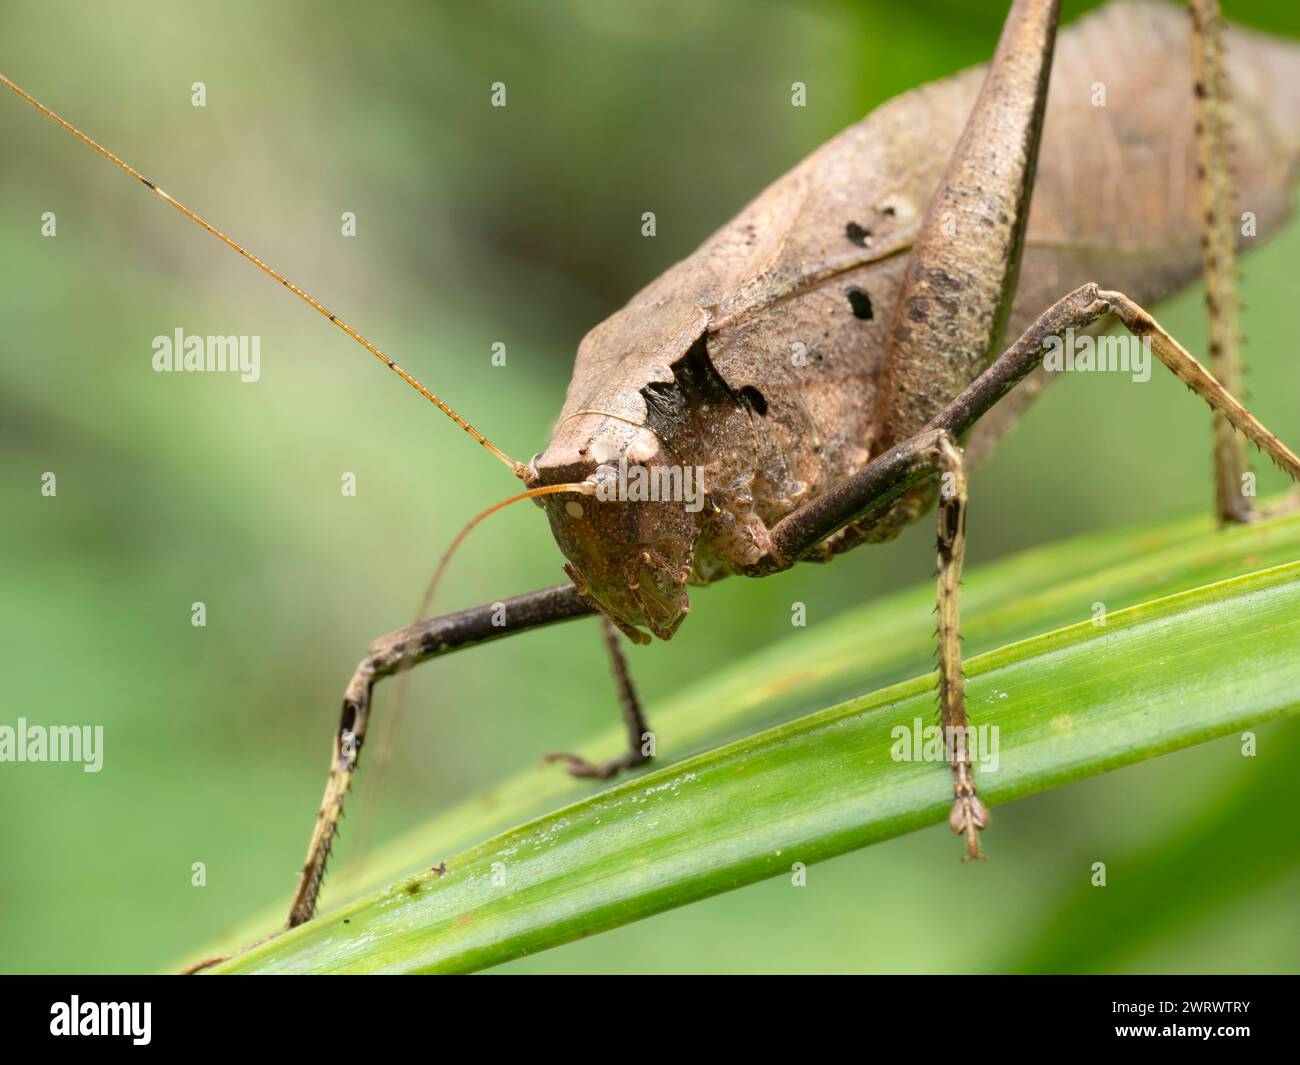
[949,794,990,861]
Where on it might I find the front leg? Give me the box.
[289,583,594,928]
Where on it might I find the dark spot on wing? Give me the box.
[845,221,872,247]
[847,288,874,320]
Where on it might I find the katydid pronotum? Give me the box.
[6,0,1300,963]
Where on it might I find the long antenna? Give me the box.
[0,71,526,480]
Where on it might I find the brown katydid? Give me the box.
[5,0,1300,955]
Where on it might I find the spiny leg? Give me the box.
[288,583,594,928]
[541,617,652,781]
[928,283,1300,488]
[929,283,1300,848]
[756,426,994,856]
[1190,0,1251,522]
[929,434,988,859]
[868,0,1058,858]
[777,432,989,854]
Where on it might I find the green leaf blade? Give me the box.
[214,554,1300,974]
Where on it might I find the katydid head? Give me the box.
[528,428,698,644]
[548,493,695,645]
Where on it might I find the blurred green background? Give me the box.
[2,0,1299,974]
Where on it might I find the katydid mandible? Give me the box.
[5,0,1300,948]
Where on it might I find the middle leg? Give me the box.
[929,433,989,860]
[542,617,653,780]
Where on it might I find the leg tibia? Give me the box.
[1189,0,1251,522]
[929,283,1300,489]
[928,433,989,860]
[542,617,652,781]
[288,584,593,928]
